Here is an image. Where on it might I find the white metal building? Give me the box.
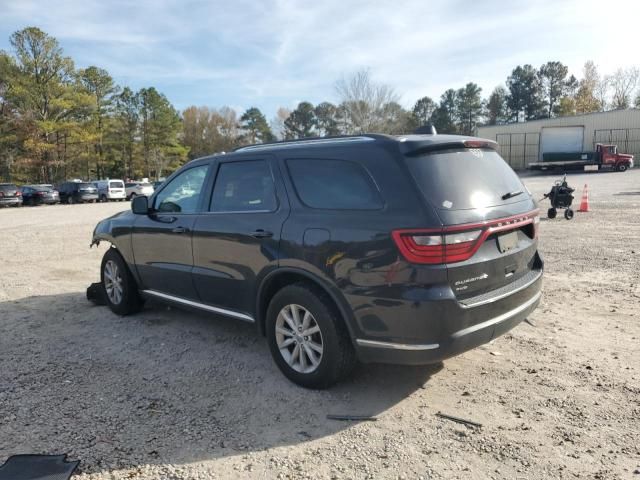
[476,109,640,170]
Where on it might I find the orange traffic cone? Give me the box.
[578,184,590,212]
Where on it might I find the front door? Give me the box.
[191,157,289,318]
[132,163,211,300]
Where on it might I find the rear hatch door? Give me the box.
[78,183,97,195]
[404,147,540,300]
[0,184,19,198]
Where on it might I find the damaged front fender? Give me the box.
[89,209,137,264]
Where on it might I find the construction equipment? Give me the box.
[529,144,634,172]
[542,174,575,220]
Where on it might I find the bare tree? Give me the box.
[270,107,291,140]
[335,69,401,133]
[594,76,610,111]
[609,67,640,110]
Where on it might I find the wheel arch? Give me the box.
[256,268,357,342]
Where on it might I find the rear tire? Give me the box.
[547,208,557,219]
[564,208,574,220]
[266,283,355,389]
[100,248,144,316]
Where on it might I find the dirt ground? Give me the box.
[1,170,639,480]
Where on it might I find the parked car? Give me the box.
[91,133,543,388]
[0,183,22,207]
[95,179,126,202]
[57,181,98,204]
[153,180,164,190]
[125,182,154,200]
[20,185,60,205]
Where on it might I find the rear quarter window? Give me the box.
[286,159,383,210]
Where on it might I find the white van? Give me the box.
[95,179,126,202]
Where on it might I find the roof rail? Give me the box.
[234,135,376,152]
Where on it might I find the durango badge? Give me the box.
[455,273,489,291]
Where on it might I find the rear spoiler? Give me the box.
[400,139,500,156]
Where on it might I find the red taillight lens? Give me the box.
[392,210,539,265]
[533,214,540,238]
[392,229,482,264]
[16,191,21,197]
[463,140,499,150]
[443,230,482,263]
[393,232,444,264]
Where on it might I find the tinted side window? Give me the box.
[154,165,209,214]
[210,160,276,213]
[286,159,383,210]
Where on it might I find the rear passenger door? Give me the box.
[191,156,289,320]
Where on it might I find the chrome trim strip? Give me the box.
[355,339,440,351]
[460,270,543,309]
[452,290,542,339]
[142,290,255,323]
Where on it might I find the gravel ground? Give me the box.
[1,170,639,479]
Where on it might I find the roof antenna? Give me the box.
[414,124,437,135]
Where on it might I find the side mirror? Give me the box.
[131,195,149,215]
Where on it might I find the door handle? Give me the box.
[172,226,188,234]
[250,229,273,239]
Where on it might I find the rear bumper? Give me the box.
[78,194,98,202]
[352,268,543,365]
[0,197,21,206]
[106,192,126,199]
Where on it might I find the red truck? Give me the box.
[528,144,634,172]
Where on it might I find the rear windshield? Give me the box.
[78,183,95,189]
[109,181,124,188]
[405,149,526,211]
[0,184,17,192]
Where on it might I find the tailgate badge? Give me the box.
[454,273,488,291]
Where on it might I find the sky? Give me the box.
[0,0,638,117]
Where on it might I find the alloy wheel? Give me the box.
[275,304,323,374]
[103,259,123,305]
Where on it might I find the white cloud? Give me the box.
[1,0,638,114]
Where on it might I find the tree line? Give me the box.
[1,26,639,183]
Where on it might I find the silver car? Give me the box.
[125,182,154,200]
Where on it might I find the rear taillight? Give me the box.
[0,192,4,197]
[392,229,482,264]
[392,210,539,265]
[16,191,21,197]
[533,214,540,238]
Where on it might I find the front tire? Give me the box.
[617,164,627,172]
[564,208,574,220]
[547,207,557,219]
[266,283,355,389]
[101,248,144,316]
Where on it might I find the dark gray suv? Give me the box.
[92,134,542,388]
